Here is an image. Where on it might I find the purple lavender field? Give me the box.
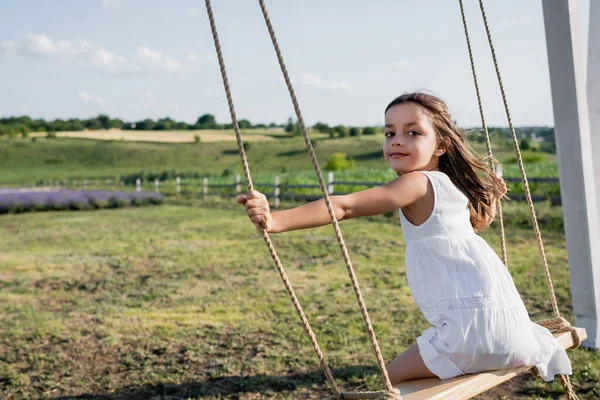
[0,189,163,214]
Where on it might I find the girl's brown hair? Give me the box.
[385,91,503,231]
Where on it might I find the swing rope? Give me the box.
[257,1,398,397]
[204,1,342,398]
[205,0,398,398]
[457,0,508,268]
[460,0,580,397]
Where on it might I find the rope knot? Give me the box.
[377,388,401,400]
[536,317,581,349]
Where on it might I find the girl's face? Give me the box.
[384,102,445,175]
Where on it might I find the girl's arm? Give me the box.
[240,171,430,234]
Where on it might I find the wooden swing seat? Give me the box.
[395,327,587,400]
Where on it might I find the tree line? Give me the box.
[0,114,555,151]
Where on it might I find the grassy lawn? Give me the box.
[0,200,597,399]
[0,135,554,185]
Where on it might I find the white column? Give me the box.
[589,0,600,210]
[542,0,600,348]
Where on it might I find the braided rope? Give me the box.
[337,389,401,400]
[457,0,508,267]
[257,0,395,393]
[204,1,342,397]
[477,0,578,398]
[536,317,582,349]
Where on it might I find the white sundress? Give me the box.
[399,170,572,381]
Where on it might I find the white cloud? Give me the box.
[102,0,123,9]
[22,34,81,57]
[14,34,197,75]
[300,73,352,94]
[188,52,216,65]
[79,91,106,106]
[392,60,411,68]
[188,7,203,17]
[1,40,16,55]
[91,48,134,73]
[137,46,185,72]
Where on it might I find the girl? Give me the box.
[237,92,571,385]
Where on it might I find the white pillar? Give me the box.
[327,172,334,194]
[176,176,181,194]
[542,0,600,348]
[589,0,600,211]
[203,177,208,201]
[136,178,141,192]
[154,179,159,193]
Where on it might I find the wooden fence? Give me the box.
[22,172,563,206]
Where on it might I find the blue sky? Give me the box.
[0,0,591,127]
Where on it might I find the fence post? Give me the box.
[176,176,181,194]
[136,178,141,192]
[83,179,88,189]
[327,171,334,194]
[154,179,159,193]
[273,176,280,208]
[203,177,208,201]
[235,174,241,197]
[105,179,110,187]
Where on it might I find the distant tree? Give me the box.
[49,119,66,132]
[362,126,377,135]
[64,119,84,131]
[196,114,217,129]
[238,119,252,129]
[134,119,156,130]
[313,122,330,133]
[334,125,348,138]
[284,117,295,133]
[349,127,361,136]
[519,137,532,151]
[109,118,124,129]
[97,114,111,129]
[154,118,174,131]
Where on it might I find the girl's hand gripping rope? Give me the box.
[237,190,274,232]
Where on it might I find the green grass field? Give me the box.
[0,135,556,184]
[0,200,598,399]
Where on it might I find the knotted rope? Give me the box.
[473,0,580,397]
[258,0,396,395]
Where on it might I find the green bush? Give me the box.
[519,137,532,150]
[334,125,348,138]
[194,134,201,143]
[362,126,378,135]
[325,152,355,171]
[46,131,57,139]
[349,127,361,136]
[505,151,547,164]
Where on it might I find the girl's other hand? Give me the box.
[237,190,274,232]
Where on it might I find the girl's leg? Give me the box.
[386,344,437,386]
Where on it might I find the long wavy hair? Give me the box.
[385,91,503,231]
